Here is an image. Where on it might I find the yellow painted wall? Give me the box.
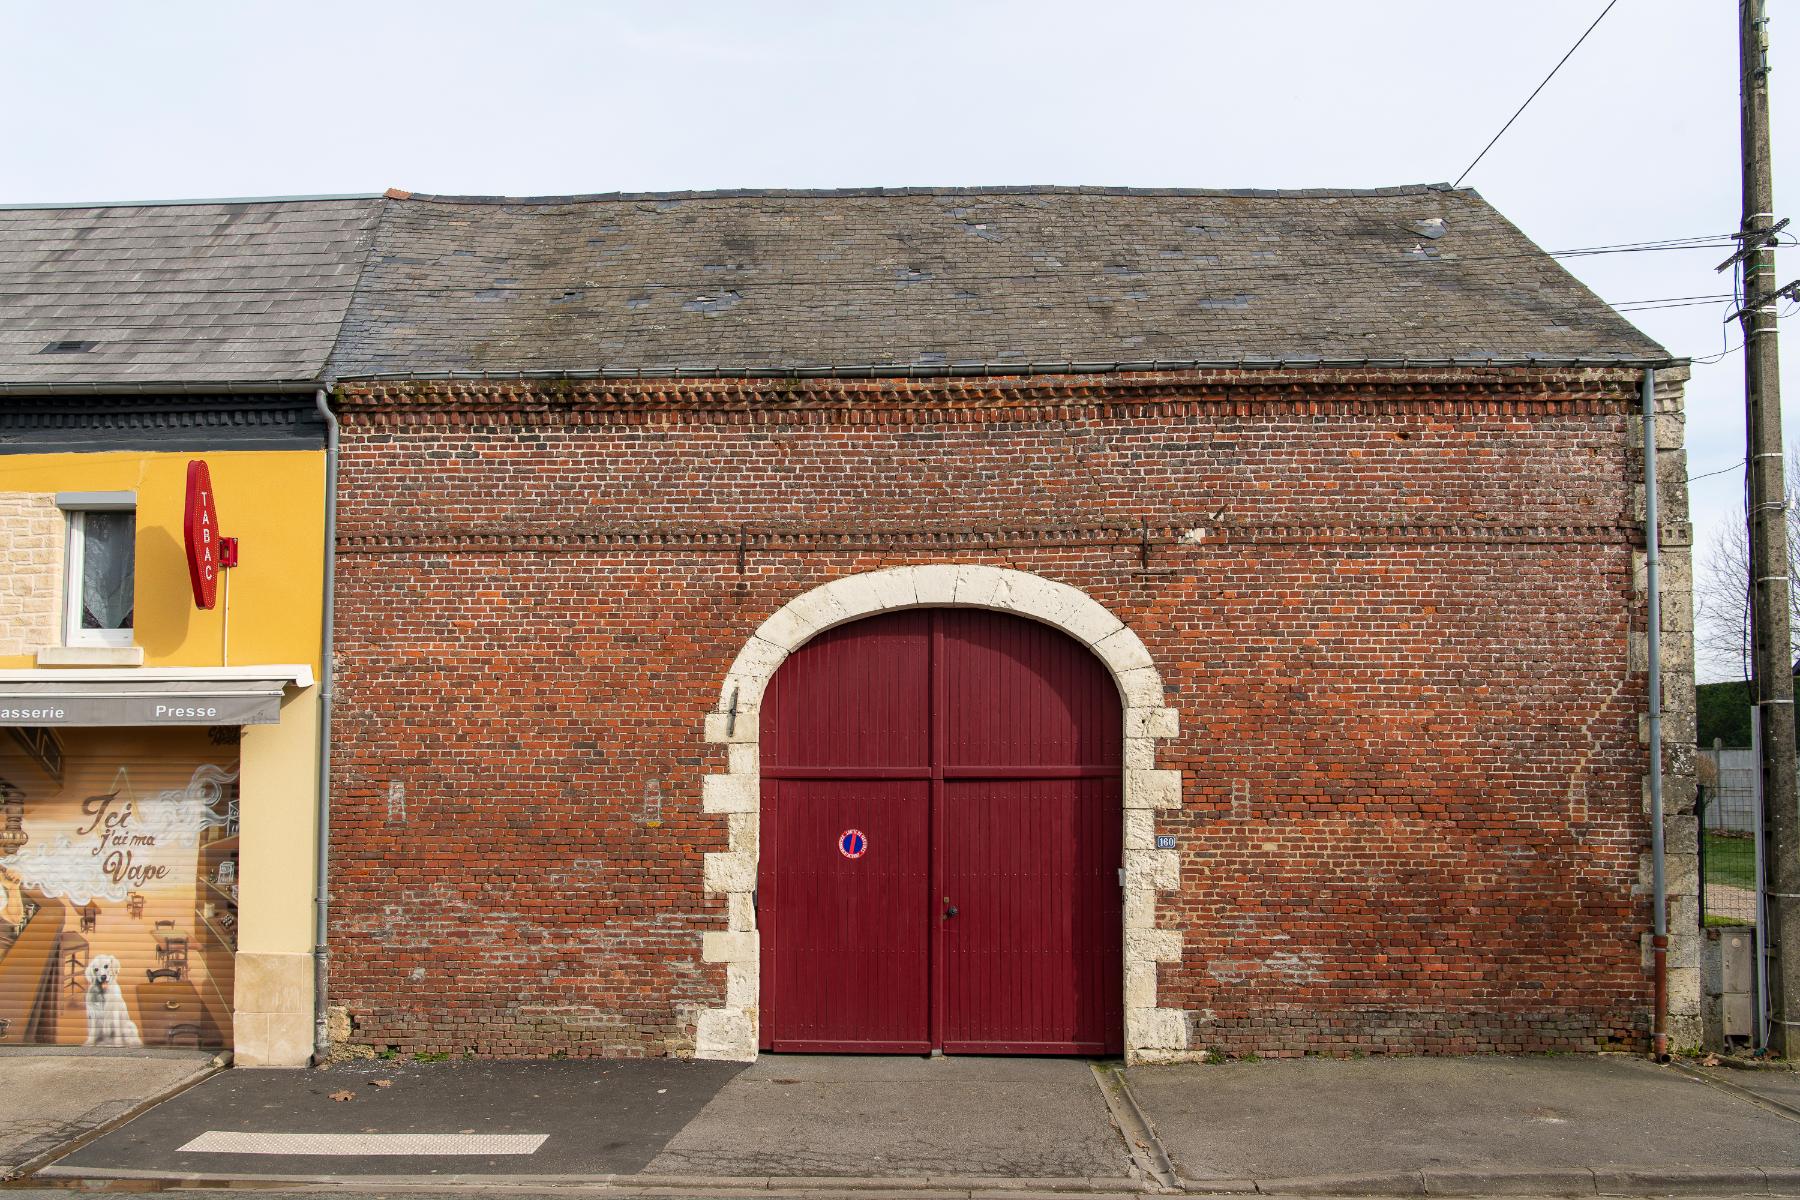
[0,448,327,1063]
[0,450,324,673]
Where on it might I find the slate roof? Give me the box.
[0,186,1669,389]
[0,198,381,388]
[328,185,1666,378]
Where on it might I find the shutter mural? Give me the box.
[0,727,238,1049]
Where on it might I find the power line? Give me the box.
[1690,459,1747,483]
[1615,293,1738,304]
[1453,0,1624,188]
[1613,295,1737,312]
[1695,338,1746,364]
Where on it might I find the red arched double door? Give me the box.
[758,607,1123,1055]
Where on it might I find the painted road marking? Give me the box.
[177,1131,548,1156]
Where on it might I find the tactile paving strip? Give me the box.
[177,1131,548,1156]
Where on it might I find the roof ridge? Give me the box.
[392,183,1465,205]
[0,194,384,212]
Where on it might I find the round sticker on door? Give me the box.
[838,828,868,859]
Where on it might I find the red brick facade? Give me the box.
[326,368,1680,1059]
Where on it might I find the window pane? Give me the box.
[80,511,134,630]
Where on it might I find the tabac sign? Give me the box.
[183,460,237,609]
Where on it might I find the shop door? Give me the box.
[758,608,1122,1055]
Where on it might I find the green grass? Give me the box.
[1705,830,1757,890]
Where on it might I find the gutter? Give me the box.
[0,357,1686,396]
[1643,366,1670,1059]
[343,355,1685,383]
[311,385,339,1063]
[0,381,326,396]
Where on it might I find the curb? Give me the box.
[1672,1062,1800,1125]
[26,1164,1800,1197]
[26,1167,1150,1195]
[1202,1165,1800,1196]
[1091,1061,1178,1191]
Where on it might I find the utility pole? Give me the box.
[1733,0,1800,1056]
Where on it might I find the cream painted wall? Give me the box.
[238,688,320,958]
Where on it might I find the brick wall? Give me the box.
[326,368,1692,1058]
[0,492,62,657]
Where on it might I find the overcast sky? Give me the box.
[2,0,1793,682]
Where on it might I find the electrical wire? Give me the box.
[1613,297,1737,313]
[1453,0,1624,187]
[1614,293,1738,305]
[1691,460,1747,483]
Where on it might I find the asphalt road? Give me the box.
[52,1056,745,1177]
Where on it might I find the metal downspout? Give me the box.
[311,385,339,1063]
[1644,367,1670,1059]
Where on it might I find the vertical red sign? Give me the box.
[184,460,221,609]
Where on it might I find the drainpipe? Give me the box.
[1643,367,1669,1060]
[311,385,339,1064]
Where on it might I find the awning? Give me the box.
[0,666,313,727]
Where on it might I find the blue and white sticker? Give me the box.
[838,828,868,859]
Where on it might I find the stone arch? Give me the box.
[695,564,1186,1062]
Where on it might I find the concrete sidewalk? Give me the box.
[29,1053,1800,1195]
[644,1056,1134,1181]
[1126,1055,1800,1194]
[0,1046,218,1179]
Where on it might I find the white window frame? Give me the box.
[56,492,136,650]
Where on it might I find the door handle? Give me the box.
[943,905,959,919]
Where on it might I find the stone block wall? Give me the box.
[0,492,62,657]
[323,367,1686,1060]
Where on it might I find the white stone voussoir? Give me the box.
[1093,627,1155,675]
[867,568,919,610]
[910,563,962,605]
[726,637,789,688]
[1114,666,1165,710]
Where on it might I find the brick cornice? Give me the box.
[334,369,1648,427]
